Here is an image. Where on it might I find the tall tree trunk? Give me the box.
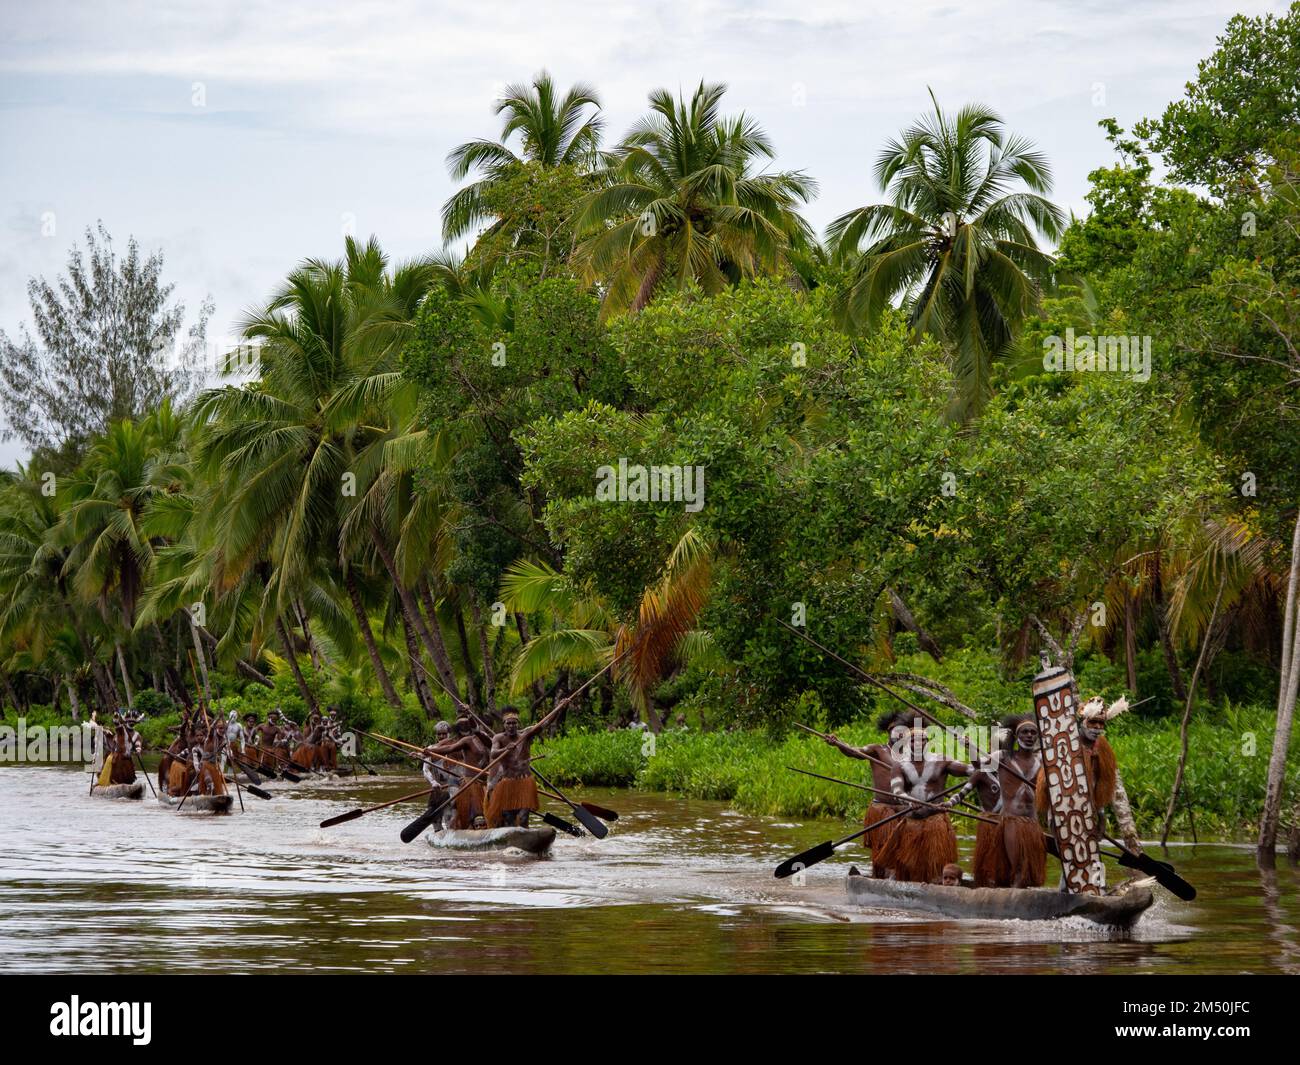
[67,610,116,713]
[418,580,464,705]
[369,522,462,707]
[189,616,211,706]
[471,597,497,715]
[276,614,319,714]
[66,677,82,722]
[116,643,135,708]
[0,669,20,712]
[888,587,943,661]
[345,570,401,708]
[453,605,481,711]
[1153,556,1189,704]
[515,612,546,709]
[295,599,324,670]
[1124,590,1138,695]
[1161,575,1226,845]
[1260,508,1300,865]
[400,605,436,717]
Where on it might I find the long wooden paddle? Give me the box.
[530,767,607,838]
[321,785,435,828]
[537,788,619,822]
[226,754,273,798]
[535,807,583,837]
[133,752,158,798]
[774,779,969,879]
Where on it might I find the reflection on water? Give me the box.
[1,765,1297,973]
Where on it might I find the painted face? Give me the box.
[435,724,450,739]
[503,716,520,737]
[1015,723,1040,750]
[1080,716,1104,741]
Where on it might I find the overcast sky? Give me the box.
[0,0,1285,467]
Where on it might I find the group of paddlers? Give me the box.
[415,704,561,832]
[85,710,144,788]
[822,693,1125,888]
[154,706,344,799]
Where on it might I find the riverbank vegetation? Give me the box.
[2,10,1299,849]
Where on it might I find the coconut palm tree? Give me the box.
[442,71,603,244]
[573,82,817,316]
[828,93,1064,419]
[500,527,717,728]
[0,467,119,712]
[192,237,440,709]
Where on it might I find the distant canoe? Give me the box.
[90,781,144,801]
[845,869,1154,929]
[157,792,234,814]
[427,826,556,856]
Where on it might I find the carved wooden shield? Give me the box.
[1032,659,1105,894]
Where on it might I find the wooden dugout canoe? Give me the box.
[157,792,234,814]
[845,868,1155,929]
[89,781,145,800]
[427,825,556,856]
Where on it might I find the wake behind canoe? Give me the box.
[157,792,234,814]
[89,781,145,801]
[427,826,556,856]
[846,869,1155,929]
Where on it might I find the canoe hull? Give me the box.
[846,870,1154,928]
[158,793,234,814]
[90,782,145,801]
[427,826,556,855]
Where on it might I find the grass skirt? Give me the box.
[863,802,901,855]
[291,743,318,770]
[973,818,1011,887]
[452,780,487,829]
[487,776,538,826]
[874,813,957,884]
[167,760,192,796]
[1000,814,1046,887]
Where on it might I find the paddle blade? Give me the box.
[538,810,582,838]
[279,770,302,783]
[1115,848,1197,901]
[570,805,608,839]
[320,808,364,828]
[400,809,441,844]
[246,785,273,801]
[775,841,835,879]
[579,801,618,822]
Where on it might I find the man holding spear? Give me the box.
[487,705,563,828]
[875,727,975,884]
[816,712,911,878]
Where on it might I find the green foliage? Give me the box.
[537,728,644,787]
[536,706,1299,839]
[1134,3,1300,190]
[131,688,177,717]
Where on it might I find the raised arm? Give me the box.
[822,733,869,760]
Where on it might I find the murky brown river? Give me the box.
[2,765,1298,974]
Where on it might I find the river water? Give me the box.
[2,765,1297,974]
